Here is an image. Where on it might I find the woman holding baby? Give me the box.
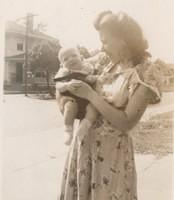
[58,11,161,200]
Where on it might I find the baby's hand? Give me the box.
[104,95,113,104]
[85,75,98,84]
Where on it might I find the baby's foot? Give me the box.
[64,126,73,145]
[64,134,73,145]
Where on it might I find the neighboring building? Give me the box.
[4,15,60,91]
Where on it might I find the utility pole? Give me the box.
[17,13,37,96]
[24,14,29,96]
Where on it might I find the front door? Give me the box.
[16,63,23,83]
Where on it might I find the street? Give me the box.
[2,94,174,200]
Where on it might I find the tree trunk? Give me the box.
[45,70,54,97]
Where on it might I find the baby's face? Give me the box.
[61,49,82,71]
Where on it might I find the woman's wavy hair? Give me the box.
[94,11,151,65]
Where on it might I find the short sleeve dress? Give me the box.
[59,61,161,200]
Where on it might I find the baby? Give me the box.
[54,47,98,145]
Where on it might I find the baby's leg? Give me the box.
[64,99,78,145]
[75,104,98,141]
[85,104,98,125]
[64,99,78,129]
[55,90,64,114]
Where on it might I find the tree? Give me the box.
[154,59,174,76]
[29,40,61,95]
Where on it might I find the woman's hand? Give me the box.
[67,79,94,100]
[56,82,69,92]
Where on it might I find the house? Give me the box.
[4,14,60,91]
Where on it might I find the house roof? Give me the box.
[6,21,59,41]
[5,53,25,61]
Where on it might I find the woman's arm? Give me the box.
[89,84,151,131]
[66,80,152,132]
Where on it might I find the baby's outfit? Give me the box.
[55,61,95,145]
[55,61,94,119]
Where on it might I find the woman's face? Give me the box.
[99,28,126,63]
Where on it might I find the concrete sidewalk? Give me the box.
[3,127,173,200]
[136,154,173,200]
[3,127,68,200]
[2,94,174,200]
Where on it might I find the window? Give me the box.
[35,72,46,78]
[17,43,23,51]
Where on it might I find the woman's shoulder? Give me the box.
[129,60,162,103]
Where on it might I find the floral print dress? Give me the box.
[59,61,161,200]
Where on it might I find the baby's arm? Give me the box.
[55,68,70,92]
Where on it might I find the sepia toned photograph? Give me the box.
[1,0,173,200]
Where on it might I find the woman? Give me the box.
[58,11,161,200]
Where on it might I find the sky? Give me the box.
[1,0,174,62]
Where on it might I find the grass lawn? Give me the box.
[132,111,173,157]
